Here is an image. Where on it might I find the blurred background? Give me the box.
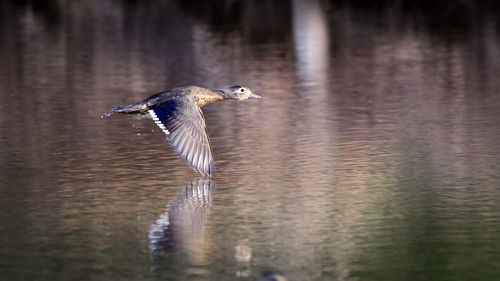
[1,0,500,280]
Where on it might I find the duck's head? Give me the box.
[219,85,261,100]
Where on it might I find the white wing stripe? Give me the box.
[149,109,170,135]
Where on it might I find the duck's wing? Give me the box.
[148,98,215,176]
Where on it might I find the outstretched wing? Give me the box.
[148,98,215,176]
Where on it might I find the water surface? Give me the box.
[1,1,500,280]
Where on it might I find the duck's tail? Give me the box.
[106,102,147,116]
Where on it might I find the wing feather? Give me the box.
[148,98,215,175]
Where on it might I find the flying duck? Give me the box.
[106,85,260,176]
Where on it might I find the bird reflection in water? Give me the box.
[148,177,215,264]
[147,178,287,281]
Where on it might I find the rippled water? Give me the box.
[1,1,500,280]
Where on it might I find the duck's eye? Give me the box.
[240,88,246,93]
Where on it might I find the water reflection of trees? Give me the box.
[1,1,500,280]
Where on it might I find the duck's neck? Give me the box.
[194,88,225,107]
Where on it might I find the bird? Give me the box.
[106,85,260,176]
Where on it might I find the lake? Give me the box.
[1,1,499,280]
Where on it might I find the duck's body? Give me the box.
[107,85,260,176]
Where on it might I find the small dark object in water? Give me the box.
[107,85,260,176]
[257,272,287,281]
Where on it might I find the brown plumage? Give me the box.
[193,91,224,107]
[107,85,260,176]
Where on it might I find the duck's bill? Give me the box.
[248,92,261,99]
